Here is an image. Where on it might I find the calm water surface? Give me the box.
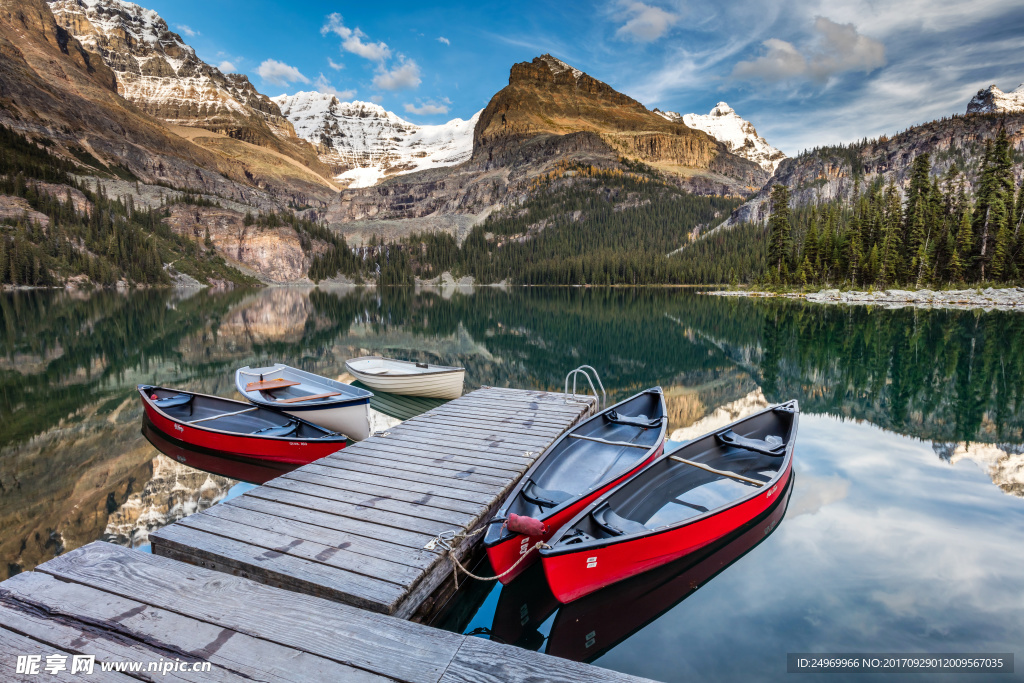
[1,286,1022,681]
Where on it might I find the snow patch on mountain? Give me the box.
[539,54,582,80]
[272,91,480,188]
[967,83,1024,114]
[656,102,786,174]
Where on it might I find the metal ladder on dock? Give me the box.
[564,365,606,416]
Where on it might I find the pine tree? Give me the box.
[767,183,792,280]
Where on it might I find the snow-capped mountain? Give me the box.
[656,103,786,174]
[47,0,322,169]
[272,91,480,188]
[967,83,1024,114]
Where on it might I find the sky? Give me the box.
[148,0,1024,155]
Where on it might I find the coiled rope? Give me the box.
[424,526,550,589]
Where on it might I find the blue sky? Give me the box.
[149,0,1024,155]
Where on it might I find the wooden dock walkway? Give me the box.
[0,542,650,682]
[150,387,593,619]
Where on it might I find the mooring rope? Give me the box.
[424,526,551,589]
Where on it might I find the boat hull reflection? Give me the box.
[487,476,794,662]
[142,417,294,484]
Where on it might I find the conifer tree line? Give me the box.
[763,130,1024,288]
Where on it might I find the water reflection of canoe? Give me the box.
[487,477,793,661]
[344,356,465,400]
[542,401,798,603]
[484,388,667,584]
[142,417,293,485]
[235,364,373,441]
[138,385,347,465]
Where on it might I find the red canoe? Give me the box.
[483,387,667,584]
[540,400,798,603]
[138,385,347,465]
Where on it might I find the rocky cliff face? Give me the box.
[48,0,331,178]
[273,92,480,188]
[164,205,315,283]
[722,112,1024,228]
[655,102,786,174]
[967,83,1024,114]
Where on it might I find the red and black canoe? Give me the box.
[540,400,798,603]
[138,385,347,465]
[483,387,667,584]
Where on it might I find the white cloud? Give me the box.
[256,59,311,87]
[403,98,451,115]
[327,57,344,70]
[437,36,450,46]
[321,13,391,62]
[614,1,680,42]
[175,24,198,37]
[314,73,356,100]
[370,95,383,103]
[372,57,422,91]
[733,17,886,83]
[217,60,237,73]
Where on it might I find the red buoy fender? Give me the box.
[507,513,547,536]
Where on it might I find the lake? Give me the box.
[1,286,1022,682]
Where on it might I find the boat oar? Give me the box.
[669,455,765,487]
[188,407,259,424]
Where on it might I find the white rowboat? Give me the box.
[235,364,373,440]
[344,356,465,400]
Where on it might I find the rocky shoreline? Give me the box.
[707,287,1024,311]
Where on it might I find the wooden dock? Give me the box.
[0,542,650,682]
[149,387,594,619]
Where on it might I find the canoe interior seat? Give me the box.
[605,410,664,429]
[154,394,193,409]
[592,506,647,536]
[522,481,573,509]
[717,430,786,456]
[361,368,391,375]
[253,421,298,437]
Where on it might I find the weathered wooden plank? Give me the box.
[420,406,573,427]
[152,525,409,612]
[311,459,505,496]
[441,395,589,415]
[262,477,475,527]
[356,431,539,460]
[345,439,533,472]
[473,388,580,403]
[280,469,487,516]
[283,465,495,505]
[391,421,560,447]
[440,636,653,683]
[405,410,574,433]
[0,573,389,683]
[240,487,452,538]
[330,449,518,484]
[37,543,464,683]
[348,442,528,477]
[0,623,135,683]
[176,510,424,585]
[222,497,439,567]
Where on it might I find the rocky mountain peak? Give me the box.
[273,91,479,188]
[967,83,1024,114]
[654,102,786,174]
[538,54,583,80]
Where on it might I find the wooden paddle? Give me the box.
[245,378,300,392]
[670,455,765,487]
[274,391,342,404]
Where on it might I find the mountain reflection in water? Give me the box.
[1,288,1021,612]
